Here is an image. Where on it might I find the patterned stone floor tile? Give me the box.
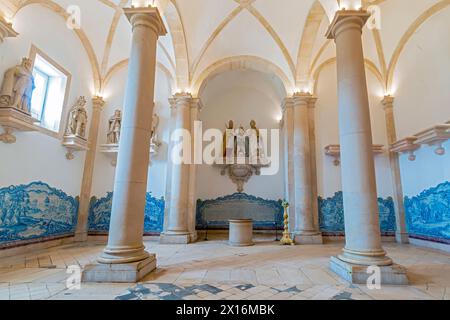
[0,238,449,300]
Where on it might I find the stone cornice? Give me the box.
[0,15,18,43]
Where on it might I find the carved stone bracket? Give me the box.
[415,124,450,156]
[100,141,160,167]
[390,137,420,161]
[99,143,119,166]
[62,134,88,160]
[391,124,450,161]
[0,107,38,144]
[325,144,385,166]
[214,157,270,193]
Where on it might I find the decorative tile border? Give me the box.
[196,193,284,230]
[88,192,165,234]
[0,181,79,248]
[318,191,396,234]
[405,181,450,243]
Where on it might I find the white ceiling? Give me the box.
[1,0,447,96]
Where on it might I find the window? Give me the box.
[30,53,68,132]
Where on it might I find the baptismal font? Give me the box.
[215,120,270,193]
[0,57,38,144]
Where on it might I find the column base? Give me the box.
[159,231,197,244]
[329,256,408,285]
[294,232,323,244]
[395,231,410,244]
[82,255,156,283]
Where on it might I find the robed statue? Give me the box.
[0,58,35,113]
[65,96,88,138]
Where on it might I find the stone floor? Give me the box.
[0,235,449,300]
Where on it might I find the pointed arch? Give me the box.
[386,0,450,91]
[296,1,327,89]
[15,0,102,93]
[165,0,190,91]
[192,55,294,98]
[312,57,384,94]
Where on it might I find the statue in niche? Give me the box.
[65,96,88,138]
[223,120,236,158]
[107,109,122,144]
[0,57,35,113]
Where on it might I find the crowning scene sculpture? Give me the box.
[0,57,37,144]
[62,96,89,160]
[217,120,270,193]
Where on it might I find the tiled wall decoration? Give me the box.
[318,191,397,235]
[196,193,284,230]
[405,181,450,244]
[0,181,79,248]
[88,192,165,234]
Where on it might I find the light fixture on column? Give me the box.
[131,0,168,13]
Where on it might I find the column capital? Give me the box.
[190,97,203,112]
[292,92,313,107]
[0,16,18,43]
[307,96,318,109]
[381,95,395,111]
[281,97,294,113]
[124,7,167,36]
[92,96,106,110]
[169,92,203,110]
[325,10,370,40]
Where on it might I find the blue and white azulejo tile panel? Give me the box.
[196,193,284,230]
[0,181,79,248]
[405,181,450,243]
[88,192,165,234]
[318,191,396,235]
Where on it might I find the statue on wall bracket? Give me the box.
[62,96,89,160]
[0,57,38,144]
[100,110,161,167]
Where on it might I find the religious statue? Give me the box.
[150,113,161,146]
[0,57,35,113]
[223,120,236,158]
[107,109,122,144]
[248,120,260,160]
[236,126,247,158]
[65,96,88,138]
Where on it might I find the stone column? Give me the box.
[307,95,320,231]
[281,97,296,231]
[326,10,407,284]
[292,93,322,244]
[382,96,409,244]
[82,7,167,283]
[74,96,105,242]
[160,93,197,244]
[187,98,202,239]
